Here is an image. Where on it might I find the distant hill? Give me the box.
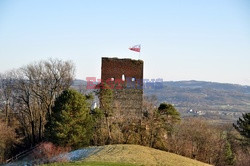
[72,80,250,122]
[145,80,250,122]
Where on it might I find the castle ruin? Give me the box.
[101,57,143,115]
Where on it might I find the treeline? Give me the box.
[0,59,75,161]
[0,59,249,166]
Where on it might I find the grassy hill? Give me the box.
[45,144,211,166]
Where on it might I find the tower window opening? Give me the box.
[122,74,125,81]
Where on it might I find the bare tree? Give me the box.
[0,71,17,126]
[168,118,227,165]
[0,59,75,146]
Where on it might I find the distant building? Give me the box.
[187,109,205,115]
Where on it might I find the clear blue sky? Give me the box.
[0,0,250,85]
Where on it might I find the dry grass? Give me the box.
[83,144,211,166]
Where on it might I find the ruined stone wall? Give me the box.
[101,57,143,115]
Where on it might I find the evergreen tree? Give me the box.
[45,89,93,149]
[148,103,180,148]
[158,103,181,123]
[157,103,180,137]
[233,113,250,139]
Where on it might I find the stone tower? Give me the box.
[101,57,143,115]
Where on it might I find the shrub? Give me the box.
[0,120,18,163]
[31,142,71,164]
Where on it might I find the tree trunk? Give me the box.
[105,116,112,144]
[31,120,36,146]
[38,115,42,142]
[5,100,9,126]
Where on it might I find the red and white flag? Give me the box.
[129,45,141,52]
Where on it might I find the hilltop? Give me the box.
[44,144,211,166]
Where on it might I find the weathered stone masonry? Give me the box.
[101,57,143,114]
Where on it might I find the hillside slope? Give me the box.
[145,81,250,122]
[45,144,211,166]
[6,144,211,166]
[83,144,211,166]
